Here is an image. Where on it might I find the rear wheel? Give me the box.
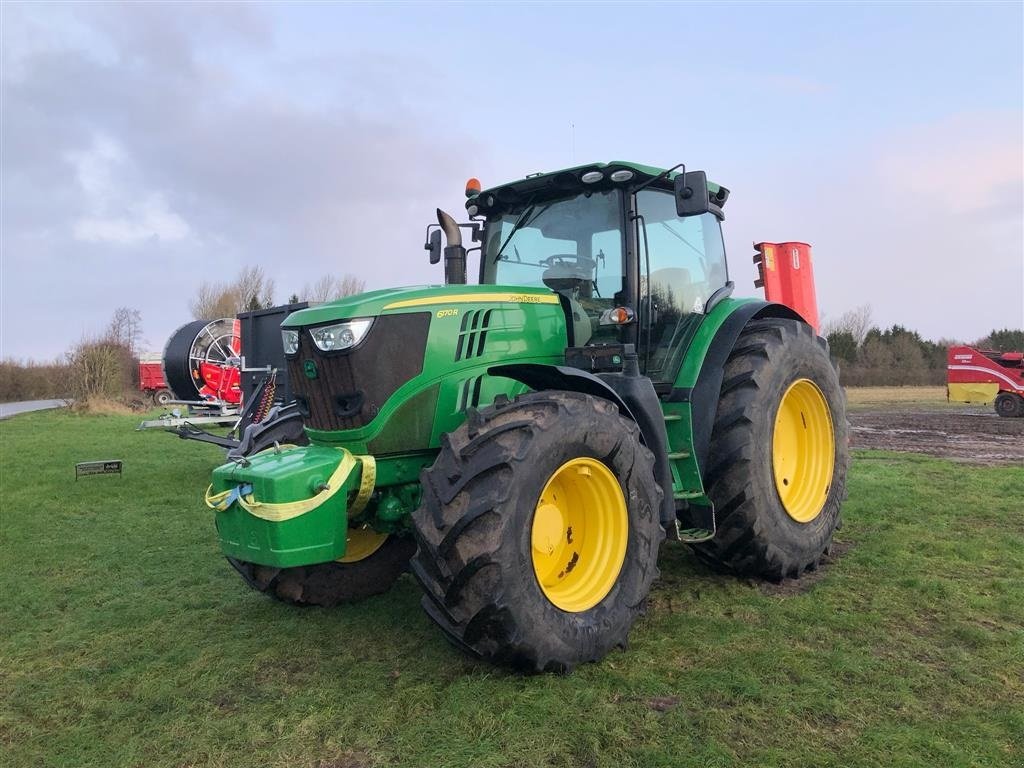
[411,391,663,672]
[995,392,1023,418]
[153,389,173,406]
[227,527,414,607]
[690,318,848,580]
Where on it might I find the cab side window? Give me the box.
[636,189,728,381]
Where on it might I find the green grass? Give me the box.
[844,386,948,410]
[2,410,1022,768]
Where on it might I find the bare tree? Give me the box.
[105,307,143,357]
[189,281,239,319]
[190,266,276,319]
[235,266,275,312]
[299,273,366,303]
[821,303,873,344]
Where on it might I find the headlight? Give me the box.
[281,329,299,355]
[309,318,373,352]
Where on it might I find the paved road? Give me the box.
[0,399,69,419]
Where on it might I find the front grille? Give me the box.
[454,309,493,361]
[288,313,431,430]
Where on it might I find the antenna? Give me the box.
[570,122,575,163]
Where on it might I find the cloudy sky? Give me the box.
[2,2,1021,360]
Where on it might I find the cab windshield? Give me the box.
[481,190,624,294]
[480,190,625,344]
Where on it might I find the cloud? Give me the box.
[65,135,192,245]
[73,194,191,245]
[0,4,477,360]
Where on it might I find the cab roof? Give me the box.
[466,161,730,215]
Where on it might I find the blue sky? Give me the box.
[2,2,1021,359]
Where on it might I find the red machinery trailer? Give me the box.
[138,359,173,405]
[947,345,1024,417]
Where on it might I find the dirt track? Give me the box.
[849,406,1023,466]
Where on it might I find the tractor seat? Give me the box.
[649,267,703,314]
[565,294,593,346]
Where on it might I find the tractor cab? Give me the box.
[459,162,732,387]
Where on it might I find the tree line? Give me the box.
[823,304,1023,387]
[1,288,1020,402]
[0,268,365,404]
[0,307,142,404]
[188,266,364,319]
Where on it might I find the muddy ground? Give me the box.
[848,404,1023,466]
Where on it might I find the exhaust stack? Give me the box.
[437,209,467,285]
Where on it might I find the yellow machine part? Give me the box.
[947,382,999,404]
[531,458,628,613]
[338,525,389,563]
[772,378,835,524]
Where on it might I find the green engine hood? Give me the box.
[278,283,569,454]
[282,284,562,327]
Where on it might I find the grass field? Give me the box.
[2,410,1022,768]
[844,386,948,409]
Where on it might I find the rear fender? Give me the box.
[668,300,806,476]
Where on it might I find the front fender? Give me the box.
[489,363,639,426]
[490,362,676,530]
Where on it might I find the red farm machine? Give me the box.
[139,308,309,455]
[138,318,242,407]
[753,241,819,332]
[947,345,1024,417]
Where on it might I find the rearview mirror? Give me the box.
[425,229,442,264]
[674,170,710,217]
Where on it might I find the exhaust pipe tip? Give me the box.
[436,208,467,285]
[437,208,462,248]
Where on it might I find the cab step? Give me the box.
[674,502,716,544]
[675,523,716,544]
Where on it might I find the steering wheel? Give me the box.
[539,254,585,268]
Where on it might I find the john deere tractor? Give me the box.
[207,161,848,672]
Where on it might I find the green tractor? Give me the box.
[207,161,848,672]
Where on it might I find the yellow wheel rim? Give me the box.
[337,525,388,563]
[772,378,835,523]
[531,457,628,613]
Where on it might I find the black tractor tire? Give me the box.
[226,535,416,607]
[410,391,664,673]
[994,392,1023,418]
[690,318,849,580]
[153,389,173,406]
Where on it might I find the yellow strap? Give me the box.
[349,455,376,516]
[205,448,376,523]
[204,486,235,511]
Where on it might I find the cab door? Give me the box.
[634,189,729,386]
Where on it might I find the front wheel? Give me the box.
[411,391,664,672]
[995,392,1023,418]
[227,528,415,607]
[690,318,849,580]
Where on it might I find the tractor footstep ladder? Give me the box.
[663,412,716,543]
